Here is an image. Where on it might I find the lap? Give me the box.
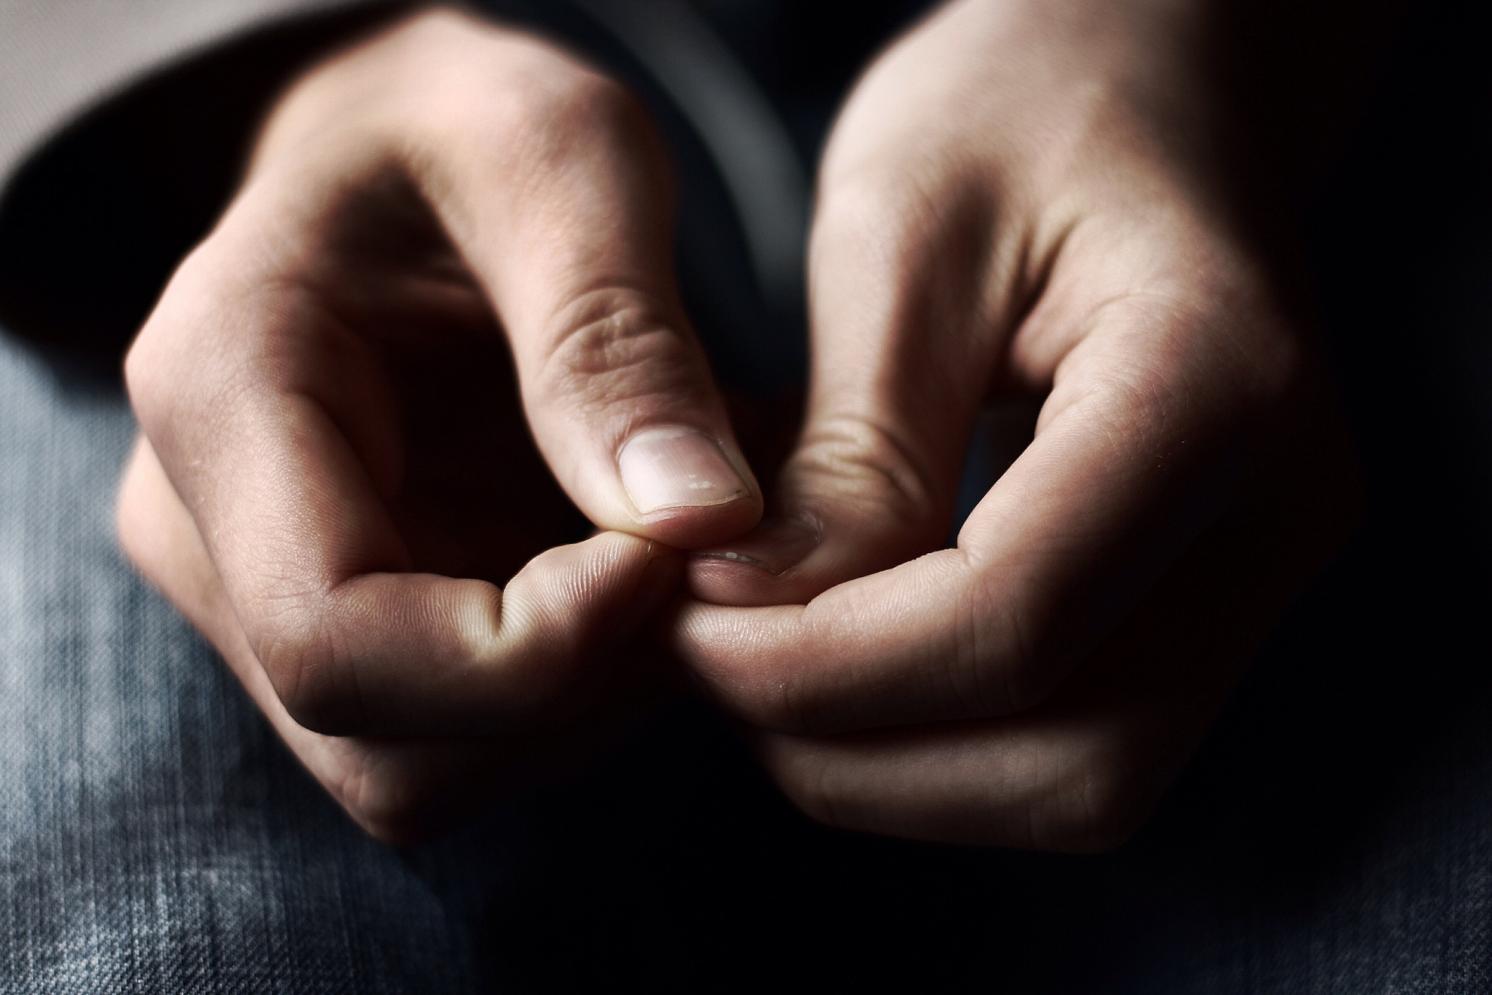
[0,333,485,994]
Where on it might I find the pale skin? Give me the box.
[118,2,1356,847]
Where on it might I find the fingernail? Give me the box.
[693,517,820,576]
[618,426,750,516]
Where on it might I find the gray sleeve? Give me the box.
[0,0,397,190]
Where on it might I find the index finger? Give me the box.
[675,298,1295,735]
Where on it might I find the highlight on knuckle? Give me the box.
[403,17,640,154]
[478,57,642,166]
[813,168,935,268]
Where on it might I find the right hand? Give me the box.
[675,0,1355,850]
[117,8,760,840]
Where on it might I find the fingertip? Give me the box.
[685,516,822,606]
[544,529,686,628]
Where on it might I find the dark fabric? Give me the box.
[2,2,1490,992]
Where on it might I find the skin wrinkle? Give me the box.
[541,314,701,415]
[948,573,995,717]
[979,205,1070,400]
[787,411,942,529]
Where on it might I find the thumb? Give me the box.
[400,32,761,548]
[688,177,990,604]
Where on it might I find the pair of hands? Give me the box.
[117,3,1352,848]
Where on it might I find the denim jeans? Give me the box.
[4,2,1491,992]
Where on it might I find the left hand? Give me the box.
[673,0,1358,849]
[116,10,759,840]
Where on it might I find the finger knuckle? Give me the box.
[482,56,642,161]
[953,573,1067,717]
[812,167,943,273]
[1077,327,1203,455]
[408,20,641,149]
[253,605,360,734]
[1092,286,1307,433]
[534,288,702,415]
[786,412,943,535]
[123,247,218,426]
[125,238,268,449]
